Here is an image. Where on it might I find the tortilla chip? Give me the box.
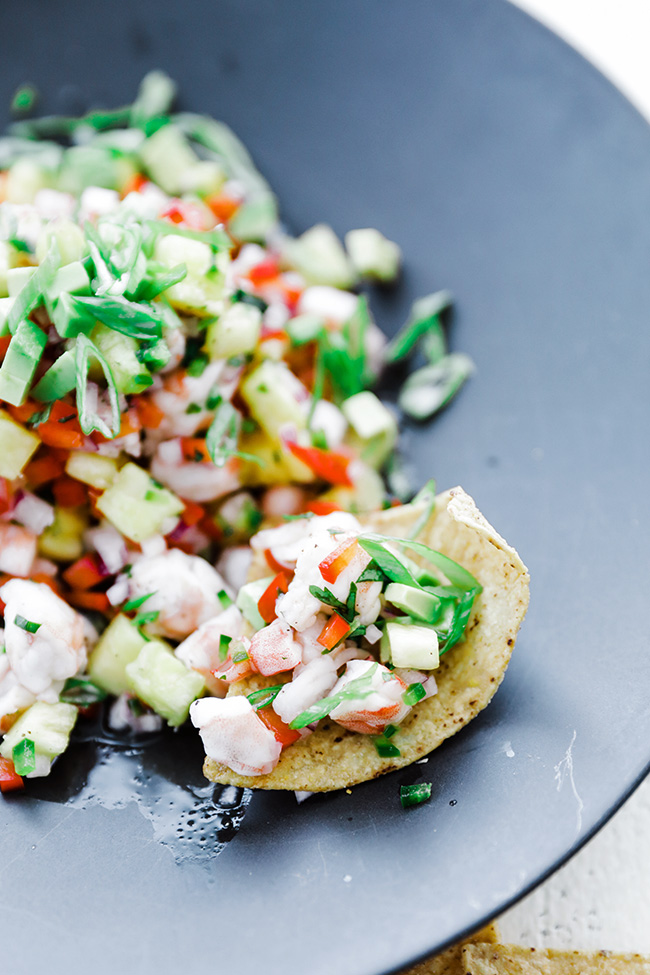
[405,924,499,975]
[204,487,530,791]
[462,944,650,974]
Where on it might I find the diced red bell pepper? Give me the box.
[160,199,207,231]
[24,450,67,489]
[317,613,350,650]
[0,756,24,793]
[0,477,12,515]
[67,590,111,613]
[120,172,149,198]
[0,335,11,361]
[287,442,353,487]
[257,706,301,747]
[180,437,212,464]
[52,475,88,509]
[133,396,166,430]
[263,549,295,575]
[306,499,343,516]
[257,572,290,625]
[62,554,106,591]
[205,193,239,224]
[248,258,280,286]
[37,401,85,450]
[7,399,38,425]
[181,499,205,527]
[318,539,359,584]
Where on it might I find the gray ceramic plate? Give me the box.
[1,2,649,973]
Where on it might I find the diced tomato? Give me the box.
[279,276,303,312]
[92,407,141,444]
[181,499,205,527]
[120,172,149,198]
[180,437,211,463]
[0,757,24,794]
[306,500,343,516]
[257,706,301,747]
[67,590,111,613]
[287,442,353,487]
[206,193,239,224]
[263,549,295,575]
[160,200,207,231]
[318,539,359,584]
[133,396,165,430]
[260,328,289,343]
[248,258,280,286]
[0,335,11,361]
[37,401,85,450]
[7,399,38,425]
[257,572,290,625]
[52,475,87,509]
[0,477,12,515]
[24,450,67,489]
[317,613,350,650]
[62,554,106,591]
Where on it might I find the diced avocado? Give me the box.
[0,702,77,776]
[154,234,227,317]
[91,323,152,395]
[31,349,76,402]
[342,391,398,470]
[240,360,308,440]
[58,145,122,193]
[205,301,262,359]
[139,124,199,194]
[96,462,184,543]
[89,614,147,696]
[0,297,14,336]
[6,265,36,297]
[344,228,401,283]
[38,507,88,561]
[384,583,440,623]
[65,450,119,490]
[380,621,439,671]
[283,224,357,289]
[48,261,91,302]
[228,197,278,243]
[0,319,47,406]
[35,218,87,266]
[236,576,272,631]
[126,640,205,727]
[0,409,40,478]
[51,293,95,339]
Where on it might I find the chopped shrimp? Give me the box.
[0,523,37,577]
[354,580,383,626]
[260,485,306,519]
[150,437,241,502]
[328,659,410,735]
[248,618,303,676]
[210,635,254,687]
[0,655,35,724]
[159,325,186,374]
[272,655,339,726]
[250,516,316,570]
[124,548,228,639]
[0,580,87,700]
[190,696,282,776]
[152,360,232,438]
[175,604,246,694]
[216,545,252,593]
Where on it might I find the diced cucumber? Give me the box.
[31,349,76,401]
[65,450,119,490]
[51,292,96,339]
[236,576,273,631]
[286,314,325,346]
[126,640,205,727]
[205,301,262,360]
[228,197,278,243]
[380,621,439,670]
[0,702,77,776]
[38,507,87,561]
[0,409,39,478]
[179,160,226,196]
[0,319,47,406]
[47,261,91,302]
[58,145,123,193]
[5,158,48,204]
[6,265,36,297]
[35,218,87,266]
[283,224,357,289]
[342,390,398,469]
[91,323,152,395]
[237,430,314,487]
[154,234,227,316]
[88,614,147,696]
[0,297,14,336]
[384,583,440,623]
[96,462,184,542]
[139,124,200,195]
[344,228,401,283]
[240,360,308,439]
[214,491,262,541]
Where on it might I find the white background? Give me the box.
[496,0,650,951]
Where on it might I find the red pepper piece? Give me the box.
[287,442,353,487]
[318,539,359,584]
[317,613,350,650]
[0,756,24,793]
[257,706,301,747]
[257,572,290,625]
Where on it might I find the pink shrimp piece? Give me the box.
[190,696,282,776]
[248,618,303,676]
[0,523,37,577]
[329,659,411,735]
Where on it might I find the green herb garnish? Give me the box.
[247,685,284,709]
[218,633,232,662]
[60,677,108,706]
[400,782,432,808]
[14,615,41,634]
[402,682,426,707]
[124,592,154,612]
[12,738,36,776]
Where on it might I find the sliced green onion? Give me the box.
[11,84,38,117]
[384,724,399,739]
[399,353,474,421]
[400,782,432,808]
[247,685,284,709]
[375,739,401,758]
[407,478,436,541]
[73,295,163,342]
[130,71,177,128]
[124,592,154,612]
[7,242,60,335]
[205,400,264,469]
[385,290,452,364]
[147,219,231,253]
[186,354,209,377]
[218,633,232,662]
[14,615,41,634]
[290,664,378,730]
[232,648,249,664]
[75,334,121,439]
[402,682,426,707]
[217,589,233,609]
[60,677,108,706]
[134,610,160,628]
[27,403,53,428]
[12,738,36,776]
[231,289,268,313]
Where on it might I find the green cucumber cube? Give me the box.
[96,462,184,542]
[91,324,153,395]
[139,124,199,195]
[126,640,204,727]
[384,583,440,623]
[31,349,77,402]
[205,301,262,359]
[283,224,356,288]
[0,702,77,775]
[380,621,439,671]
[65,450,119,490]
[240,360,307,439]
[6,265,36,297]
[48,261,91,302]
[0,409,40,478]
[0,297,15,336]
[0,319,47,406]
[344,228,401,283]
[89,614,147,696]
[52,293,96,339]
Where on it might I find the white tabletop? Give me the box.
[496,0,650,951]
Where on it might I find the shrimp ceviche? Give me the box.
[0,74,528,797]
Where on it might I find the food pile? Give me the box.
[0,74,528,795]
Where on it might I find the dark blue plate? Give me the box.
[1,2,649,973]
